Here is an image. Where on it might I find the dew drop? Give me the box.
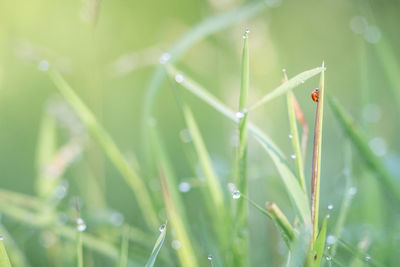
[76,217,87,232]
[242,28,250,39]
[110,212,124,227]
[364,25,381,44]
[291,154,296,159]
[178,182,191,193]
[348,187,357,196]
[175,73,184,83]
[326,214,331,219]
[282,68,286,73]
[232,190,241,199]
[301,80,305,84]
[235,112,244,119]
[0,236,3,241]
[326,235,336,245]
[326,256,332,261]
[171,240,182,250]
[208,254,213,261]
[369,137,387,157]
[349,16,368,34]
[288,134,293,139]
[327,204,334,210]
[159,53,170,64]
[159,224,166,232]
[365,255,371,261]
[38,60,50,71]
[179,129,192,143]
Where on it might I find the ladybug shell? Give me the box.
[311,89,319,102]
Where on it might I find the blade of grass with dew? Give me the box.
[284,71,306,192]
[328,97,400,203]
[233,28,250,266]
[166,65,310,223]
[311,62,325,246]
[266,202,295,243]
[144,224,167,267]
[0,240,11,267]
[49,70,158,228]
[249,66,325,111]
[179,103,231,254]
[307,215,327,267]
[150,125,199,267]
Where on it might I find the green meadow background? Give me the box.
[0,0,399,266]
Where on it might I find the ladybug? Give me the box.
[311,88,319,102]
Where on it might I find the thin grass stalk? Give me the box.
[291,93,309,167]
[233,29,250,266]
[49,71,158,228]
[150,126,199,267]
[0,241,11,267]
[311,61,325,246]
[284,71,306,192]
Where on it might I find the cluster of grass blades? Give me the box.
[0,5,398,267]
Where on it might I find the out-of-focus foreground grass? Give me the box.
[0,0,399,266]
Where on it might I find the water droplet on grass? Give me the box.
[175,73,184,83]
[288,134,293,139]
[38,60,50,71]
[232,190,241,199]
[348,187,357,196]
[159,53,170,64]
[208,254,213,261]
[291,154,296,159]
[171,240,182,250]
[159,224,166,232]
[326,235,336,245]
[327,204,334,210]
[178,182,191,193]
[76,217,87,232]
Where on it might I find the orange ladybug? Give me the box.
[311,88,319,102]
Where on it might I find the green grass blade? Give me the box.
[181,104,225,216]
[150,126,199,267]
[166,65,310,223]
[49,71,158,228]
[0,224,30,267]
[328,97,400,203]
[311,62,325,245]
[249,66,325,111]
[77,231,83,267]
[284,71,306,192]
[308,215,327,267]
[266,202,295,243]
[117,226,129,267]
[0,240,11,267]
[144,224,167,267]
[233,29,250,266]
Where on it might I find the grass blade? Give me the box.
[328,97,400,203]
[284,71,306,192]
[249,66,325,111]
[150,126,199,267]
[144,224,167,267]
[266,202,295,243]
[166,65,310,223]
[308,215,327,267]
[291,93,309,161]
[233,29,250,266]
[49,70,158,228]
[0,240,11,267]
[311,62,325,245]
[77,231,83,267]
[117,226,130,267]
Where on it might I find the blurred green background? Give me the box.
[0,0,399,266]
